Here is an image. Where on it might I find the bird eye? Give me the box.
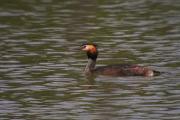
[82,45,86,48]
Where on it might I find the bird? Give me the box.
[81,43,160,77]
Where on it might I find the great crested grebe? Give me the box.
[81,43,160,77]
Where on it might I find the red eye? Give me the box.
[81,45,87,51]
[82,45,86,48]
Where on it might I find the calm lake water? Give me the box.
[0,0,180,120]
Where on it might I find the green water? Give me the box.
[0,0,180,120]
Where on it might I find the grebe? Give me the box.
[81,43,160,77]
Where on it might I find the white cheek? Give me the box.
[85,46,90,50]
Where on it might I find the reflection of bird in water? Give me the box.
[81,43,160,77]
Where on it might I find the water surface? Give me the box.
[0,0,180,120]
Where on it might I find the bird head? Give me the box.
[81,43,98,60]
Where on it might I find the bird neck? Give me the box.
[84,58,96,74]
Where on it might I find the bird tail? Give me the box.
[153,70,161,76]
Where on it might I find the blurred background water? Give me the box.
[0,0,180,119]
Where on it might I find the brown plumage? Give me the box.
[81,43,160,77]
